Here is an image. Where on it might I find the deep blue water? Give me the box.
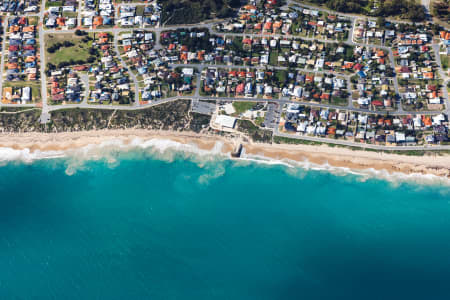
[0,151,450,299]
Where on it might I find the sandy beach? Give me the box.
[0,129,449,178]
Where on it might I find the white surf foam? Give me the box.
[240,153,450,187]
[0,147,65,163]
[0,137,448,186]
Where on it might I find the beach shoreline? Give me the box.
[0,129,449,179]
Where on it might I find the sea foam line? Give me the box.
[0,147,66,163]
[0,138,448,186]
[241,152,450,187]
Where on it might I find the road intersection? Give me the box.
[0,0,449,151]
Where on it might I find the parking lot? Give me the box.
[263,103,279,129]
[192,99,216,115]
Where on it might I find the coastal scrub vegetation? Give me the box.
[0,109,43,132]
[160,0,241,25]
[432,0,450,23]
[189,113,212,132]
[274,136,325,146]
[237,120,273,143]
[305,0,427,21]
[0,101,209,133]
[51,101,192,132]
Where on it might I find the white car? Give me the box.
[24,6,37,12]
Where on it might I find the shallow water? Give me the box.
[0,146,449,299]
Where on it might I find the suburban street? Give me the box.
[432,43,450,115]
[39,0,50,123]
[422,0,432,21]
[10,2,392,117]
[0,0,448,152]
[113,32,140,106]
[0,16,8,96]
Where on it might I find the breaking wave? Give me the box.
[0,147,66,164]
[0,137,449,187]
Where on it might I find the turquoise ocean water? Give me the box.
[0,147,450,299]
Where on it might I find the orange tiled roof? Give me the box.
[10,25,20,32]
[243,4,256,10]
[23,25,35,32]
[7,63,18,69]
[93,16,103,26]
[320,93,330,100]
[424,72,434,79]
[197,51,204,61]
[273,21,282,29]
[56,18,65,26]
[423,116,432,126]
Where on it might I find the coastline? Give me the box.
[0,129,449,179]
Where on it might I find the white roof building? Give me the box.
[182,68,194,76]
[215,115,236,129]
[21,87,31,102]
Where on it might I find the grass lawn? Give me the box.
[255,116,265,126]
[232,101,255,114]
[441,54,449,70]
[46,1,62,8]
[275,70,288,84]
[269,50,279,66]
[45,33,94,66]
[331,96,349,106]
[28,17,39,26]
[63,12,78,19]
[136,5,145,15]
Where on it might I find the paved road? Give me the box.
[346,76,354,108]
[210,18,403,112]
[211,29,348,44]
[35,5,400,119]
[170,63,352,78]
[191,99,215,115]
[0,16,8,96]
[77,0,82,27]
[194,73,201,97]
[432,43,450,115]
[263,102,279,129]
[349,20,402,111]
[422,0,432,21]
[39,0,50,123]
[0,0,447,152]
[80,73,90,104]
[5,94,435,117]
[113,32,140,106]
[171,61,367,113]
[176,62,358,110]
